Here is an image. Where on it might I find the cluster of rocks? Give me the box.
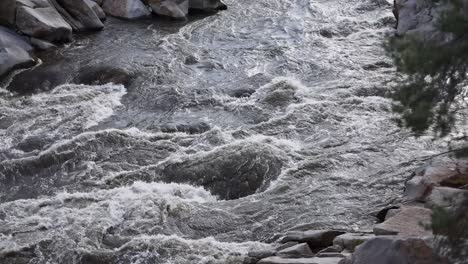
[247,154,468,264]
[0,0,226,77]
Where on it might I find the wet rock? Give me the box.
[16,134,53,152]
[7,63,69,93]
[30,37,56,50]
[276,243,313,257]
[319,28,333,38]
[79,250,117,264]
[16,5,72,42]
[373,206,432,236]
[384,208,401,220]
[280,230,345,249]
[340,236,447,264]
[145,0,189,19]
[257,80,299,107]
[316,253,349,258]
[160,122,211,134]
[0,0,51,27]
[332,233,374,252]
[0,116,15,129]
[425,186,468,209]
[0,26,35,77]
[158,141,285,200]
[372,205,401,223]
[258,257,343,264]
[102,0,151,19]
[73,66,133,87]
[189,0,227,11]
[52,0,105,31]
[230,88,256,98]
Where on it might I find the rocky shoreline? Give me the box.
[246,153,468,264]
[0,0,226,78]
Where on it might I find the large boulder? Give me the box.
[51,0,104,31]
[332,233,375,252]
[425,186,468,209]
[85,0,106,20]
[373,206,432,236]
[393,0,453,41]
[0,26,35,77]
[339,237,447,264]
[102,0,151,19]
[280,230,345,249]
[16,5,72,42]
[0,0,51,26]
[145,0,189,18]
[189,0,227,11]
[404,156,468,201]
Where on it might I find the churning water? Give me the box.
[0,0,447,263]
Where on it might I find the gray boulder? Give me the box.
[276,243,313,257]
[85,0,106,20]
[145,0,189,18]
[339,237,447,264]
[280,230,345,249]
[373,206,432,236]
[102,0,151,19]
[189,0,227,11]
[16,5,72,42]
[332,233,375,252]
[258,257,343,264]
[425,186,468,209]
[51,0,104,31]
[0,0,51,26]
[0,26,34,77]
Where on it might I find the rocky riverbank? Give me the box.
[0,0,226,78]
[246,153,468,264]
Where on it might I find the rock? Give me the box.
[385,208,401,220]
[145,0,189,19]
[316,253,349,258]
[340,236,447,264]
[317,245,342,254]
[425,186,468,209]
[280,230,345,249]
[332,233,374,252]
[404,157,468,201]
[0,26,35,77]
[393,0,451,41]
[373,206,432,236]
[158,141,285,200]
[73,65,133,86]
[276,243,313,257]
[85,0,106,20]
[102,0,151,19]
[372,205,401,223]
[51,0,105,31]
[0,0,51,26]
[276,242,299,251]
[248,250,276,259]
[29,37,56,50]
[189,0,227,11]
[16,5,72,42]
[258,257,343,264]
[160,122,211,134]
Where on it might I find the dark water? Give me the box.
[0,0,445,263]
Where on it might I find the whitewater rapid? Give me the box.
[0,0,446,263]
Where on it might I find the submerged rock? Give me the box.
[159,141,285,200]
[145,0,189,19]
[340,237,446,264]
[102,0,151,19]
[0,26,35,77]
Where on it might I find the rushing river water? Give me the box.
[0,0,447,263]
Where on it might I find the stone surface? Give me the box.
[0,0,51,26]
[404,156,468,201]
[259,257,343,264]
[85,0,106,20]
[275,242,300,251]
[102,0,151,19]
[29,37,56,50]
[281,230,345,249]
[189,0,227,11]
[340,237,447,264]
[248,249,276,259]
[0,26,34,77]
[373,206,432,236]
[53,0,104,31]
[16,5,72,42]
[145,0,189,18]
[425,186,468,209]
[276,243,313,257]
[332,233,374,252]
[317,245,342,254]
